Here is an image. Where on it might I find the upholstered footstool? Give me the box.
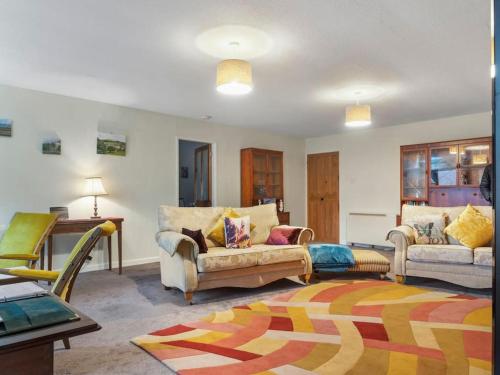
[348,249,391,279]
[307,244,390,280]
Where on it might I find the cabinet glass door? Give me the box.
[430,146,458,186]
[459,143,490,186]
[402,149,427,200]
[267,153,283,198]
[253,152,268,200]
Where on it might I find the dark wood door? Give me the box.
[307,152,339,242]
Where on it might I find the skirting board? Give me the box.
[80,256,160,273]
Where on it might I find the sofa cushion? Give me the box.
[158,206,223,247]
[407,244,473,264]
[474,247,492,266]
[233,204,280,245]
[196,244,305,272]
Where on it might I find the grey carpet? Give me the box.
[54,250,491,374]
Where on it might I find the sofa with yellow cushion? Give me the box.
[156,203,314,303]
[387,205,492,289]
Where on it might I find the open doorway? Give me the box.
[178,139,213,207]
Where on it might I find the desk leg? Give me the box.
[107,236,112,271]
[118,229,122,275]
[48,235,53,285]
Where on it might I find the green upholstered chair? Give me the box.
[0,212,58,273]
[0,220,116,349]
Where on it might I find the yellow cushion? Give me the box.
[207,208,255,246]
[444,204,493,249]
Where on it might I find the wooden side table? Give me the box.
[42,217,124,275]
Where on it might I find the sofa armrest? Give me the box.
[273,225,315,245]
[386,225,414,276]
[156,231,198,257]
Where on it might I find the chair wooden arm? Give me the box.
[0,253,40,261]
[0,268,59,282]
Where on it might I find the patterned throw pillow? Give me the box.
[266,227,302,245]
[405,214,448,245]
[207,208,255,246]
[224,216,252,249]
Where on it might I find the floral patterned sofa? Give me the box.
[156,203,314,303]
[387,204,492,288]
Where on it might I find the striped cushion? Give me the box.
[347,250,390,273]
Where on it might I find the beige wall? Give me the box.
[305,112,492,245]
[0,85,306,270]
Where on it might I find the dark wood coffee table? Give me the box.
[0,298,100,374]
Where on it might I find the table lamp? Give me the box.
[84,177,108,219]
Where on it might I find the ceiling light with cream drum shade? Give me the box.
[345,104,372,127]
[216,59,253,95]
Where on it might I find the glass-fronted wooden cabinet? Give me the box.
[401,148,428,201]
[400,137,491,209]
[241,148,285,207]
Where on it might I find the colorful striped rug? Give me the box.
[131,280,491,374]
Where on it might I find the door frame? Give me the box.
[306,151,340,242]
[176,137,217,207]
[194,144,212,206]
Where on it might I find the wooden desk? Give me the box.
[42,217,124,275]
[0,298,100,375]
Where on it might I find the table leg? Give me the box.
[118,228,122,275]
[48,235,53,285]
[107,236,112,271]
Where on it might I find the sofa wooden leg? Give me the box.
[395,275,406,284]
[299,273,311,285]
[184,292,193,305]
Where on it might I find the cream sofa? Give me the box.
[156,203,314,303]
[387,205,492,289]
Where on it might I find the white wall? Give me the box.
[306,112,492,245]
[0,85,306,271]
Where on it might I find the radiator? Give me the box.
[346,212,395,248]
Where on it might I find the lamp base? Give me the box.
[90,216,101,219]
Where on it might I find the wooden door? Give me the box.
[307,152,339,242]
[194,144,212,207]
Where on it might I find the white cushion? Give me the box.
[474,247,492,266]
[407,244,473,264]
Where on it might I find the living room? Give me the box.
[0,1,497,374]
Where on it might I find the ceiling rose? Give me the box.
[317,84,390,103]
[196,25,273,59]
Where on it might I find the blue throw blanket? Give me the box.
[307,244,355,272]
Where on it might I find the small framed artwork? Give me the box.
[42,137,62,155]
[97,131,126,156]
[0,119,12,137]
[180,167,189,178]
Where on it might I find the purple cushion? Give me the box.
[182,228,208,254]
[266,227,302,245]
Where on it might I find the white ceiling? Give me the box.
[0,0,491,137]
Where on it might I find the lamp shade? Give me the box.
[84,177,107,196]
[345,105,372,127]
[216,59,253,95]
